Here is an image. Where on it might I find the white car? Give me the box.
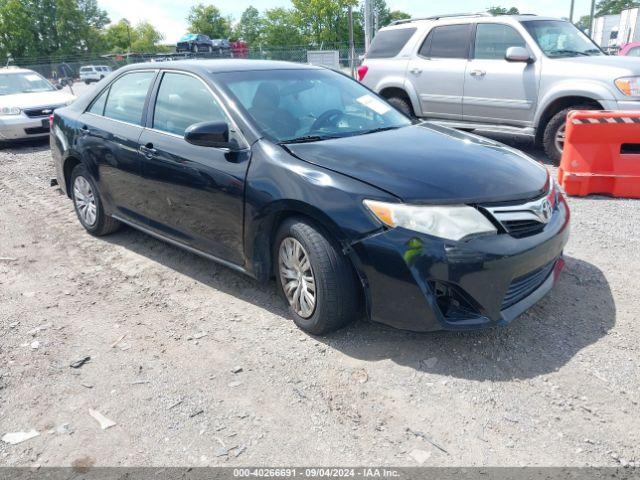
[79,65,112,84]
[0,67,75,141]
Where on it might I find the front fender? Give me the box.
[535,80,618,126]
[243,140,394,282]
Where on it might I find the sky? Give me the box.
[100,0,597,44]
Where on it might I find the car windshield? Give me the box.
[522,20,604,58]
[0,72,55,95]
[217,68,412,142]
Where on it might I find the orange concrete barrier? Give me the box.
[558,110,640,198]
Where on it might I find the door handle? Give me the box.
[470,69,486,77]
[139,143,157,158]
[410,67,422,75]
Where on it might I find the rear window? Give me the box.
[367,28,416,59]
[80,67,93,72]
[420,24,472,59]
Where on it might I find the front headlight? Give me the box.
[0,106,21,116]
[363,200,497,242]
[615,76,640,96]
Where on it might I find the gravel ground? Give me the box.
[0,119,639,467]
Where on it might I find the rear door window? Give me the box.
[103,71,155,125]
[420,24,472,59]
[474,24,526,59]
[367,28,417,58]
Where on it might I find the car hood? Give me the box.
[284,123,549,204]
[551,55,640,75]
[2,90,75,109]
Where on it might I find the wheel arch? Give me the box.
[534,94,604,144]
[62,155,82,198]
[375,78,421,117]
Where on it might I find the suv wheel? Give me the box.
[542,104,595,165]
[386,96,415,118]
[71,164,121,236]
[274,219,360,335]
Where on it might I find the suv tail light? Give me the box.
[49,114,54,127]
[357,65,369,81]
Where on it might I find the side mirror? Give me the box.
[505,46,533,63]
[184,121,233,148]
[55,84,63,90]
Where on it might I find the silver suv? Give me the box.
[360,14,640,162]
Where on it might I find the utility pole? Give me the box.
[569,0,575,22]
[348,5,356,78]
[364,0,371,51]
[588,0,596,37]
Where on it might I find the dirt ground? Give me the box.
[0,129,639,467]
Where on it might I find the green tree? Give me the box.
[595,0,638,15]
[235,6,263,45]
[389,10,411,23]
[487,6,520,15]
[104,18,164,53]
[0,0,110,59]
[132,21,164,52]
[261,7,302,47]
[187,3,231,39]
[575,15,591,31]
[291,0,358,45]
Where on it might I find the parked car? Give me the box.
[211,38,231,56]
[176,33,214,53]
[79,65,112,84]
[51,60,569,335]
[619,41,640,56]
[0,67,74,142]
[359,13,640,163]
[231,40,249,58]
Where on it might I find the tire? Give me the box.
[274,218,360,335]
[542,104,596,165]
[70,164,121,236]
[84,80,90,85]
[386,95,415,118]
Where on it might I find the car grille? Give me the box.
[24,126,49,135]
[23,105,63,118]
[501,259,556,310]
[501,219,545,238]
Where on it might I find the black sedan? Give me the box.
[50,60,569,335]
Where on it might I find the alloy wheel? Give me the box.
[554,123,566,155]
[73,176,97,226]
[278,237,316,318]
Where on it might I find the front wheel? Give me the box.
[542,104,596,165]
[274,219,360,335]
[386,95,415,119]
[71,164,121,236]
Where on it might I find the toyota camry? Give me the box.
[51,60,569,335]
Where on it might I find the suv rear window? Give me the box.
[420,24,472,59]
[367,28,416,58]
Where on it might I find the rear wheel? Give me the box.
[71,164,121,236]
[386,95,415,118]
[542,104,596,165]
[274,219,360,335]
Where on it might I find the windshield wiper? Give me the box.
[549,49,590,57]
[279,135,338,144]
[360,126,402,135]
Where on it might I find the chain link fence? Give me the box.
[8,42,366,84]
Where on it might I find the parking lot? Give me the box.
[0,78,638,467]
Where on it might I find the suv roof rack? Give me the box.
[389,12,492,26]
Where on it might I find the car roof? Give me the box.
[381,14,563,30]
[0,67,35,74]
[117,59,322,75]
